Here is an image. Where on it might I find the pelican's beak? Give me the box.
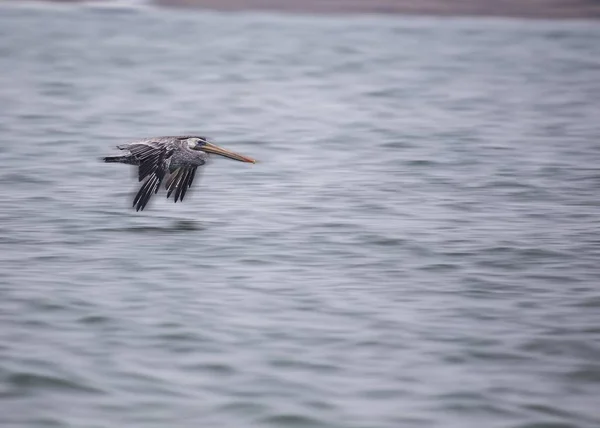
[202,142,256,163]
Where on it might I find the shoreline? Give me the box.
[10,0,600,19]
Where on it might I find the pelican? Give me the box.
[102,136,256,211]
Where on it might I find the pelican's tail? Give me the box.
[103,155,127,163]
[102,154,138,165]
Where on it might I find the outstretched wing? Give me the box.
[119,138,206,210]
[133,169,164,212]
[165,167,199,203]
[120,141,174,182]
[126,141,173,211]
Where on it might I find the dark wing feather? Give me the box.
[125,142,174,182]
[133,173,161,211]
[137,151,163,182]
[126,142,161,158]
[165,167,198,203]
[165,168,183,199]
[132,148,170,211]
[187,167,197,188]
[178,169,194,201]
[174,169,190,202]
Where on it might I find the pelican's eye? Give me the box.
[187,138,202,149]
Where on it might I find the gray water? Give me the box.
[1,3,600,427]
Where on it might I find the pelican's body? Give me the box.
[103,136,256,211]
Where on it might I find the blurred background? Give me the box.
[1,1,599,427]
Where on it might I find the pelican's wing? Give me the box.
[133,170,164,212]
[165,166,200,203]
[122,141,174,182]
[129,142,173,211]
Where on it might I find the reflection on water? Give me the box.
[0,3,599,428]
[96,220,206,234]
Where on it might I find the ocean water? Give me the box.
[1,3,599,427]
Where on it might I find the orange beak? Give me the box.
[201,142,256,163]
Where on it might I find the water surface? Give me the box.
[1,3,599,428]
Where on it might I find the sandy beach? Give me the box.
[21,0,600,19]
[158,0,600,19]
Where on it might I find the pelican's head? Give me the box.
[187,137,256,163]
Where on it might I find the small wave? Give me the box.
[184,362,236,375]
[564,367,600,384]
[406,159,438,167]
[216,400,267,416]
[268,358,339,373]
[380,141,416,149]
[27,299,68,312]
[239,258,272,266]
[7,372,102,395]
[472,180,535,190]
[356,233,407,247]
[259,414,327,428]
[78,314,111,325]
[419,262,460,272]
[0,173,48,185]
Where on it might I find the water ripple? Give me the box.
[0,5,599,428]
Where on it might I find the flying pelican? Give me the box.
[102,136,256,211]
